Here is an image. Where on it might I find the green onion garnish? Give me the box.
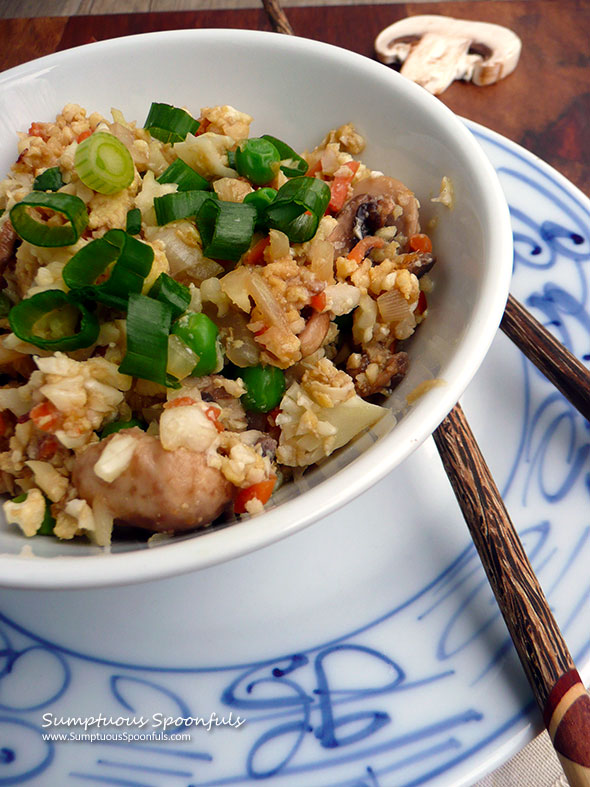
[243,187,277,229]
[264,176,330,243]
[261,134,309,177]
[157,158,209,192]
[153,190,214,226]
[148,273,190,321]
[125,208,142,235]
[196,199,256,262]
[144,103,199,145]
[118,293,178,387]
[10,192,88,248]
[33,167,65,192]
[74,132,135,195]
[8,289,100,351]
[62,229,153,310]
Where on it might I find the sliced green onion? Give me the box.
[153,190,214,226]
[100,418,145,439]
[8,289,99,351]
[243,187,277,229]
[261,134,309,177]
[264,176,330,243]
[196,199,256,262]
[10,192,88,248]
[118,293,178,387]
[157,158,209,192]
[74,131,135,195]
[125,207,142,235]
[33,167,65,192]
[62,229,153,310]
[148,273,190,321]
[144,102,199,144]
[235,138,280,186]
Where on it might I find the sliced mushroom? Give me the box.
[398,251,435,279]
[0,218,17,272]
[347,341,409,397]
[298,311,331,358]
[374,15,522,95]
[329,175,421,255]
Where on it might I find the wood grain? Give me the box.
[261,0,294,34]
[1,2,588,196]
[0,18,67,72]
[501,294,590,422]
[283,1,590,197]
[433,404,590,785]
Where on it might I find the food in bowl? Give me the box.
[0,100,436,546]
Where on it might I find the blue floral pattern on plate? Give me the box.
[0,122,589,786]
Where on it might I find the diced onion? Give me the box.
[166,333,198,380]
[309,238,335,283]
[267,229,290,261]
[220,267,252,312]
[247,271,290,332]
[220,310,261,367]
[377,289,412,323]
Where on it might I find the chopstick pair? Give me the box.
[261,2,590,784]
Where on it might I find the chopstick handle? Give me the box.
[261,0,294,35]
[501,293,590,421]
[433,404,590,786]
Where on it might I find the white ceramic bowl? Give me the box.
[0,29,513,588]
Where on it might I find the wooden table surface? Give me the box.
[0,4,586,784]
[1,0,589,198]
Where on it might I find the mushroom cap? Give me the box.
[374,14,522,94]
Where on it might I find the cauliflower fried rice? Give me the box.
[0,102,435,545]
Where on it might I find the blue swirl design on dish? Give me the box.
[0,124,589,786]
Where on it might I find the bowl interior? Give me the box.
[0,29,513,588]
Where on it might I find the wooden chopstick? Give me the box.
[261,0,294,35]
[260,2,590,784]
[502,292,590,421]
[434,404,590,786]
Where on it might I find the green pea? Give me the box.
[100,418,145,439]
[172,311,219,377]
[235,138,280,186]
[241,364,285,413]
[244,187,277,229]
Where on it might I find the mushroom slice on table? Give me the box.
[374,15,522,95]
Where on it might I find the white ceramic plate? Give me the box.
[0,122,587,786]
